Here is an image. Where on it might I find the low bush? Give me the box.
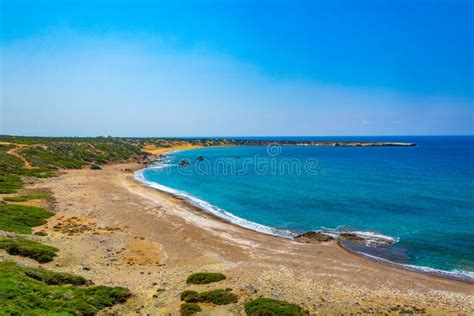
[0,174,22,194]
[180,303,202,315]
[200,289,238,305]
[25,269,87,285]
[82,286,131,305]
[186,272,226,284]
[3,193,50,202]
[0,204,54,234]
[0,238,59,263]
[181,289,237,305]
[0,261,131,314]
[181,290,203,303]
[244,298,306,316]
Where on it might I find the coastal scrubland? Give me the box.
[0,135,471,315]
[0,136,326,314]
[0,136,147,314]
[0,261,130,315]
[3,193,50,202]
[0,204,53,234]
[186,272,227,284]
[0,237,59,263]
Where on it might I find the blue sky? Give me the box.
[0,0,473,136]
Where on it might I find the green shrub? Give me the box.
[200,289,238,305]
[180,303,201,315]
[181,289,237,305]
[0,204,54,234]
[25,268,87,285]
[3,193,50,202]
[3,196,28,202]
[181,290,203,303]
[0,238,59,263]
[19,141,142,170]
[0,137,142,195]
[83,285,131,305]
[244,298,306,316]
[0,174,22,194]
[186,272,226,284]
[0,261,131,314]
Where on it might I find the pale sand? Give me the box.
[3,162,473,315]
[142,143,204,155]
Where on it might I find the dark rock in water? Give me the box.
[294,232,334,243]
[179,159,190,167]
[196,156,205,161]
[339,233,365,243]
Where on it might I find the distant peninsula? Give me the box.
[0,135,417,151]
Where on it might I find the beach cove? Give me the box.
[6,150,471,315]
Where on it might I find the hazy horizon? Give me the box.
[1,0,473,136]
[1,134,473,139]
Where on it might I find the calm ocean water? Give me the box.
[136,136,474,280]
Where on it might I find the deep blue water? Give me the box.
[138,136,474,280]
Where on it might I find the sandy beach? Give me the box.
[0,156,468,315]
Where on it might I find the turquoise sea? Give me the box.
[136,136,474,281]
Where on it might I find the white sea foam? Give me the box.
[134,168,296,239]
[319,227,399,246]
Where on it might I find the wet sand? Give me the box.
[3,162,473,315]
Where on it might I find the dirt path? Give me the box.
[5,144,32,169]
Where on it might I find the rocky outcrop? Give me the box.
[294,232,334,244]
[90,164,102,170]
[339,233,366,243]
[179,160,190,167]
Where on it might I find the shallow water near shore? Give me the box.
[137,136,474,281]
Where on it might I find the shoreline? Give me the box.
[5,149,472,314]
[136,148,474,284]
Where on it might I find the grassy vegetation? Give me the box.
[180,303,201,315]
[24,268,87,285]
[0,238,59,263]
[20,141,142,169]
[180,290,202,303]
[0,144,55,194]
[200,289,238,305]
[0,174,22,194]
[0,204,54,234]
[3,193,50,202]
[0,137,142,314]
[0,137,143,194]
[186,272,226,284]
[0,261,130,315]
[0,145,26,194]
[244,298,306,316]
[181,289,237,305]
